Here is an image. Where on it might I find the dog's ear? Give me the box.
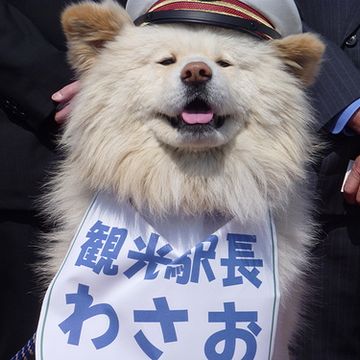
[272,33,325,86]
[62,0,132,74]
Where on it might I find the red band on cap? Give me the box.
[148,0,275,29]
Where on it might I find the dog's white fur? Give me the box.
[40,1,324,358]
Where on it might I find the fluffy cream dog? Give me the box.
[41,1,324,358]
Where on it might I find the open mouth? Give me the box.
[163,98,228,132]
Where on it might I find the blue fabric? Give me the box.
[10,333,35,360]
[331,98,360,134]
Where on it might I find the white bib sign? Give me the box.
[36,192,280,360]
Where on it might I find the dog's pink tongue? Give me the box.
[181,111,214,124]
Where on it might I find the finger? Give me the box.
[52,81,80,103]
[343,157,360,204]
[54,103,71,124]
[347,109,360,135]
[356,186,360,205]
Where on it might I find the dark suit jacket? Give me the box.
[0,0,74,212]
[0,0,127,212]
[296,0,360,224]
[297,0,360,127]
[294,2,360,358]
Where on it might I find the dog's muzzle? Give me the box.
[163,98,228,134]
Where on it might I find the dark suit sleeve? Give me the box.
[306,27,360,131]
[0,1,73,128]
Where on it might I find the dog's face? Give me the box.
[117,26,310,151]
[129,31,243,149]
[121,28,273,150]
[60,1,324,218]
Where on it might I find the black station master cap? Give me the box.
[125,0,302,40]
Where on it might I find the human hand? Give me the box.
[347,108,360,135]
[343,155,360,205]
[51,81,80,123]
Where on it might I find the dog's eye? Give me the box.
[158,57,176,66]
[216,60,232,68]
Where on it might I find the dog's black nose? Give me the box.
[181,62,212,85]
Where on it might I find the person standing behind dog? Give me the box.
[294,1,360,358]
[0,1,73,358]
[0,1,126,358]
